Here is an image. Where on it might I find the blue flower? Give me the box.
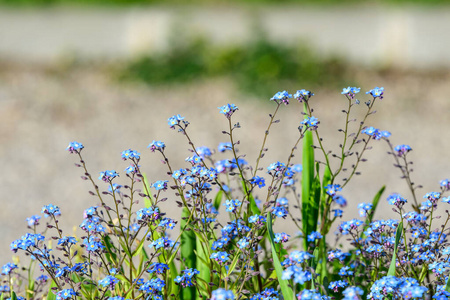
[224,199,241,213]
[387,193,407,208]
[342,286,363,299]
[357,202,373,217]
[121,149,140,160]
[57,236,77,247]
[211,288,235,300]
[210,251,229,263]
[394,144,412,156]
[1,263,17,275]
[153,180,168,191]
[270,90,292,105]
[250,176,265,188]
[99,170,119,182]
[366,86,385,99]
[272,206,288,218]
[440,178,450,191]
[99,275,119,290]
[307,231,322,242]
[56,289,76,300]
[42,204,61,217]
[325,184,342,197]
[218,104,238,118]
[274,232,290,243]
[174,268,199,288]
[66,141,84,153]
[196,146,212,158]
[147,263,169,275]
[301,116,319,130]
[26,215,41,227]
[362,126,391,140]
[168,114,184,128]
[294,89,314,102]
[329,280,348,292]
[148,140,166,152]
[218,142,232,152]
[341,86,360,95]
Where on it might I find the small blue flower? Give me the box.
[26,215,41,227]
[294,89,314,102]
[168,114,184,128]
[1,263,17,275]
[218,142,232,152]
[394,144,412,156]
[325,184,342,197]
[42,204,61,218]
[66,141,84,153]
[148,140,166,152]
[99,275,119,290]
[211,288,235,300]
[147,263,169,275]
[301,116,319,130]
[121,149,140,161]
[307,231,322,242]
[56,289,76,300]
[270,90,292,105]
[153,180,168,191]
[218,104,238,118]
[99,170,119,182]
[342,286,363,299]
[366,87,384,99]
[250,176,265,188]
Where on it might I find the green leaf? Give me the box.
[213,190,223,211]
[10,291,17,300]
[46,280,57,300]
[388,221,403,276]
[102,235,118,264]
[27,278,35,299]
[180,207,196,299]
[445,273,450,292]
[142,173,154,208]
[302,108,315,250]
[131,238,146,257]
[361,186,385,238]
[195,237,211,296]
[241,180,261,215]
[267,214,294,300]
[309,164,322,234]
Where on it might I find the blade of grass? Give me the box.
[388,221,403,276]
[302,125,314,250]
[46,280,57,300]
[180,207,196,299]
[267,214,294,300]
[361,186,385,238]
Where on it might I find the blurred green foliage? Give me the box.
[120,39,354,97]
[0,0,449,6]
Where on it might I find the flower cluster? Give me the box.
[5,86,450,300]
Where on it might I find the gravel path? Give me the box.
[0,64,449,265]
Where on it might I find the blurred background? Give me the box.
[1,0,450,265]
